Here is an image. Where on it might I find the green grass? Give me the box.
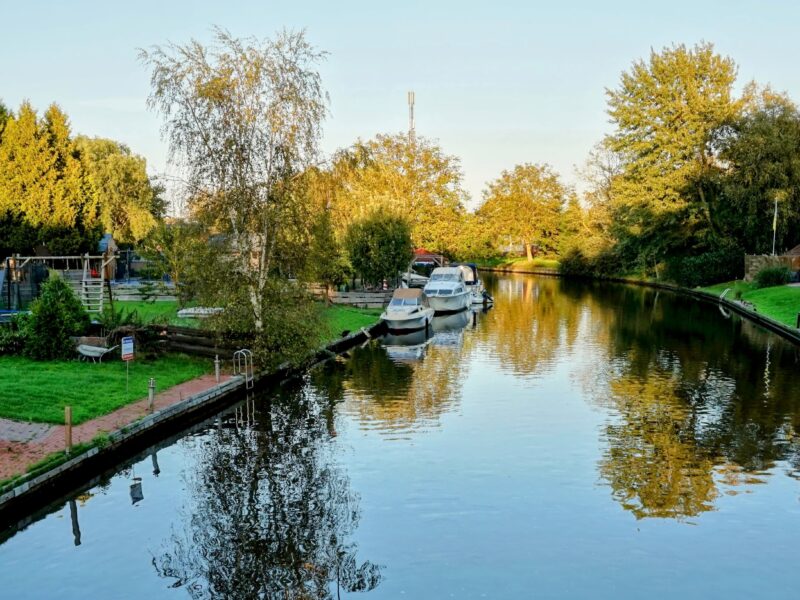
[110,300,200,328]
[476,256,561,271]
[320,304,382,342]
[702,281,800,327]
[0,354,211,424]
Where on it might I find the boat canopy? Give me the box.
[393,288,424,299]
[451,263,478,284]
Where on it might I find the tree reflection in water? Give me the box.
[478,273,800,520]
[152,386,382,598]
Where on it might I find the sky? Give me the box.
[3,0,800,211]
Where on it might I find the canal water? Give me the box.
[2,274,799,599]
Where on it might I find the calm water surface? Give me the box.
[2,274,800,599]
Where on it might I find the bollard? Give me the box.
[65,406,72,455]
[148,377,156,413]
[214,354,221,383]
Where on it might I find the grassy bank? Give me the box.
[476,256,561,271]
[321,304,382,342]
[701,281,800,327]
[0,354,210,424]
[111,300,200,328]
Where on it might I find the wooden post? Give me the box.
[796,312,800,329]
[65,406,72,454]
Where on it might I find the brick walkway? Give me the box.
[0,374,231,481]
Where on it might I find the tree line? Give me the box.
[5,32,798,366]
[0,100,165,258]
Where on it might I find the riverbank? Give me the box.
[479,265,800,346]
[476,256,560,274]
[0,318,386,520]
[701,281,800,327]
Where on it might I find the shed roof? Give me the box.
[785,244,800,256]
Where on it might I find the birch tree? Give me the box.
[140,28,328,331]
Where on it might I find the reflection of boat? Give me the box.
[381,328,433,362]
[380,288,435,331]
[423,267,470,314]
[452,263,493,306]
[430,310,470,346]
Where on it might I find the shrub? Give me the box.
[754,265,792,289]
[24,276,90,360]
[0,314,29,356]
[665,246,743,288]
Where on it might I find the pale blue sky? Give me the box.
[2,1,799,209]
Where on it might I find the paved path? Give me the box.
[0,374,231,482]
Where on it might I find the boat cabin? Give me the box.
[388,287,430,308]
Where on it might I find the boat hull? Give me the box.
[380,308,435,331]
[427,292,470,314]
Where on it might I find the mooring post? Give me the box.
[148,377,156,413]
[214,354,221,383]
[65,406,72,455]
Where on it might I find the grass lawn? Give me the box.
[701,281,800,327]
[476,256,561,271]
[111,300,200,328]
[320,304,382,342]
[0,354,211,424]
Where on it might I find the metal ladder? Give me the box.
[233,349,254,389]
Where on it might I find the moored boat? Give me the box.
[380,288,435,331]
[451,262,493,306]
[423,267,471,313]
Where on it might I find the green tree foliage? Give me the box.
[76,136,165,242]
[141,28,327,338]
[327,134,468,255]
[24,276,89,360]
[0,101,135,256]
[478,163,566,259]
[605,43,744,270]
[345,212,413,287]
[140,219,207,306]
[306,209,351,297]
[716,88,800,254]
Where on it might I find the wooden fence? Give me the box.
[308,285,393,308]
[111,283,177,302]
[149,325,247,358]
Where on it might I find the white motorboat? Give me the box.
[452,263,493,306]
[400,269,429,289]
[423,267,471,313]
[380,288,435,331]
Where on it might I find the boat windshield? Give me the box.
[430,273,459,282]
[390,298,419,307]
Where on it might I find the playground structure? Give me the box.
[1,254,116,313]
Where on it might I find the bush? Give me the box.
[665,246,743,288]
[754,265,792,289]
[24,276,90,360]
[0,314,29,356]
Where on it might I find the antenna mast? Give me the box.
[408,90,415,144]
